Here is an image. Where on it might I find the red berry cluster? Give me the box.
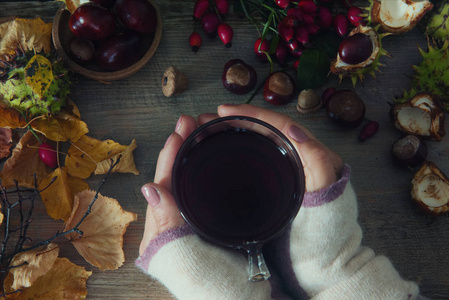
[189,0,233,52]
[256,0,366,66]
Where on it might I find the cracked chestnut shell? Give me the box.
[412,161,449,216]
[222,59,257,95]
[390,92,446,141]
[370,0,433,34]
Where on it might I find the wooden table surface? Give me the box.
[1,1,448,299]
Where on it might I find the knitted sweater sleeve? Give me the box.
[135,224,290,300]
[265,164,421,300]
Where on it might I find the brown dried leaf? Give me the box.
[38,166,89,221]
[65,135,126,179]
[95,139,139,175]
[0,131,52,189]
[0,104,27,129]
[0,18,52,58]
[0,127,12,159]
[30,111,88,143]
[0,202,3,226]
[65,190,137,270]
[9,243,59,290]
[4,257,92,299]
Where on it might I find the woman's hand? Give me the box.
[139,115,197,256]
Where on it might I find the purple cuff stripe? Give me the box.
[135,224,195,272]
[302,164,351,208]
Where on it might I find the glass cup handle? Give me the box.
[245,241,271,282]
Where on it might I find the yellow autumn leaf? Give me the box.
[38,167,89,221]
[9,243,59,290]
[31,110,88,142]
[24,54,53,98]
[95,139,139,175]
[0,18,52,58]
[65,135,126,179]
[0,202,3,226]
[0,131,52,189]
[65,190,137,270]
[4,257,92,299]
[0,103,27,128]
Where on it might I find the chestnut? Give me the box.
[222,59,257,95]
[263,71,296,106]
[392,134,428,168]
[326,89,365,128]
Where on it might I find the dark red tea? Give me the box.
[172,117,304,247]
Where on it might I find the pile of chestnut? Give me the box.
[68,0,157,71]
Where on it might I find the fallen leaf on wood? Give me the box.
[31,110,88,143]
[38,166,89,221]
[95,139,139,175]
[4,257,92,299]
[0,131,52,189]
[9,243,59,290]
[65,190,137,270]
[65,135,126,179]
[0,127,12,159]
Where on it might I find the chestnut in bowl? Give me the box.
[52,0,162,81]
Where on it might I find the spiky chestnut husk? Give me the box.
[425,1,449,43]
[395,39,449,112]
[367,0,433,34]
[0,49,71,117]
[412,161,449,216]
[330,25,390,86]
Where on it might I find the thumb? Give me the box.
[139,183,186,256]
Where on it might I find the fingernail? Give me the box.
[288,125,310,143]
[141,185,161,207]
[164,133,174,148]
[175,115,183,132]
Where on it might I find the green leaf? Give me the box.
[312,31,342,59]
[296,48,330,91]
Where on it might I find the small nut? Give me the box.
[162,66,188,97]
[297,89,322,113]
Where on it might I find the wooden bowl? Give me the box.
[52,0,162,81]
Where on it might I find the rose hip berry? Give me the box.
[276,0,291,9]
[316,6,333,28]
[254,37,270,61]
[333,13,349,37]
[347,6,366,27]
[214,0,229,15]
[193,0,209,19]
[201,12,220,37]
[339,33,373,65]
[298,0,318,14]
[274,43,289,65]
[359,120,379,141]
[39,142,58,169]
[278,23,295,44]
[189,31,202,52]
[218,23,233,47]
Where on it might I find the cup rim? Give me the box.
[172,116,305,248]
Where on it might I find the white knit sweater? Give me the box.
[136,165,421,300]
